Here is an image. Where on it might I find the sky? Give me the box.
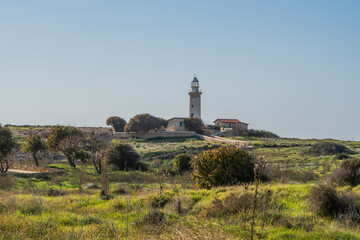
[1,0,359,140]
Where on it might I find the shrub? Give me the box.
[107,143,142,171]
[334,153,350,160]
[139,210,166,225]
[184,118,203,134]
[85,183,100,189]
[307,141,354,156]
[191,147,254,189]
[0,174,16,190]
[106,116,127,132]
[308,184,355,217]
[172,154,192,175]
[236,129,279,138]
[151,193,173,208]
[328,159,360,186]
[124,113,168,133]
[203,192,253,217]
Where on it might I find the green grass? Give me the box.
[2,136,360,239]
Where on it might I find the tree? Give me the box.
[184,117,203,134]
[172,153,192,175]
[106,116,127,133]
[84,131,109,174]
[107,143,142,171]
[22,134,47,166]
[124,113,168,133]
[47,126,89,168]
[191,147,254,189]
[0,126,17,173]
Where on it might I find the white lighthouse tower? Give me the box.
[189,75,202,119]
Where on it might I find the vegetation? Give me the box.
[172,153,192,174]
[307,141,355,156]
[3,127,360,239]
[107,143,143,171]
[0,125,17,173]
[22,134,47,166]
[84,131,109,174]
[328,159,360,186]
[191,146,254,189]
[106,116,127,133]
[124,113,168,133]
[184,117,203,134]
[47,126,89,168]
[235,129,279,138]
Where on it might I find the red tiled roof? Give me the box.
[214,119,248,125]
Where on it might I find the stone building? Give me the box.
[213,119,249,130]
[167,117,187,131]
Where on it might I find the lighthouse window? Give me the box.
[192,105,194,108]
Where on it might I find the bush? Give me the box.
[0,174,16,190]
[151,193,173,208]
[106,116,127,132]
[124,113,168,133]
[191,147,254,189]
[139,210,166,225]
[172,154,192,175]
[107,143,142,171]
[203,192,253,217]
[236,129,279,138]
[184,118,203,134]
[308,184,355,217]
[307,141,354,156]
[334,153,350,160]
[328,159,360,186]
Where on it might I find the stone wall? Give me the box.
[197,134,248,149]
[114,131,196,139]
[211,129,234,137]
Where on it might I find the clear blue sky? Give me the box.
[1,0,359,140]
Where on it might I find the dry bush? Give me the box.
[203,192,254,217]
[328,159,360,186]
[309,184,357,218]
[0,174,16,190]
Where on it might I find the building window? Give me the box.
[179,122,183,127]
[192,105,194,108]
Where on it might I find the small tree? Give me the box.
[172,154,192,175]
[107,143,141,171]
[22,134,47,166]
[47,126,89,168]
[0,126,17,173]
[184,117,203,134]
[191,147,254,189]
[106,116,127,133]
[84,131,109,174]
[124,113,168,133]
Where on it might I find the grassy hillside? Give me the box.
[1,136,360,239]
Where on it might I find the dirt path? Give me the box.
[8,169,39,174]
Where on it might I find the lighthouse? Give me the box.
[189,76,202,119]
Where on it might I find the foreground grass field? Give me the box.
[1,135,360,239]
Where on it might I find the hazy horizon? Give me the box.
[1,1,360,140]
